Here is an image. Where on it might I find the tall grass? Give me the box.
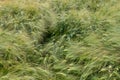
[0,0,120,80]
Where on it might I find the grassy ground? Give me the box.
[0,0,120,80]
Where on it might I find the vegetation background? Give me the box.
[0,0,120,80]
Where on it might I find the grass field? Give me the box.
[0,0,120,80]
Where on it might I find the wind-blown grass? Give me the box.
[0,0,120,80]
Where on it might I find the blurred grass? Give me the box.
[0,0,120,80]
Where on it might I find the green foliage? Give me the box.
[0,0,120,80]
